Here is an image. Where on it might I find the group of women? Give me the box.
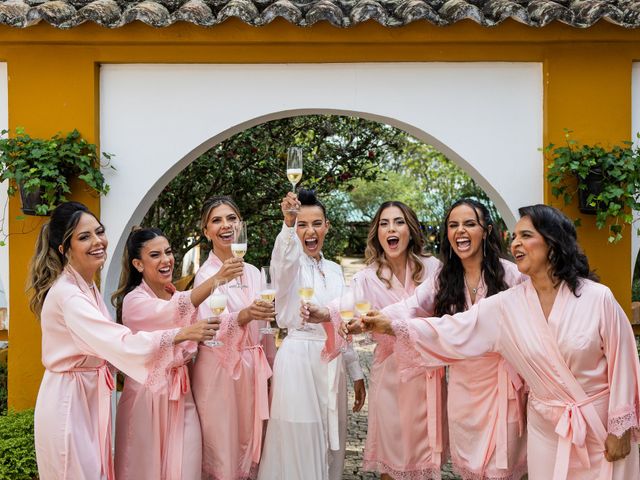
[28,183,640,480]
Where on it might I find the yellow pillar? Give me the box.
[545,46,632,310]
[6,46,99,410]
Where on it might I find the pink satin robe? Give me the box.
[350,257,448,479]
[392,278,640,480]
[35,266,180,480]
[114,281,201,480]
[385,259,528,480]
[190,252,276,480]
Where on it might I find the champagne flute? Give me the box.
[259,265,277,335]
[353,277,374,345]
[286,147,303,213]
[230,221,248,289]
[339,285,356,352]
[297,263,315,331]
[206,283,226,347]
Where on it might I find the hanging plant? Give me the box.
[0,127,113,217]
[545,130,640,243]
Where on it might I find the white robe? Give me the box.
[257,222,363,480]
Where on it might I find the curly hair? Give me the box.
[517,204,598,295]
[434,199,509,316]
[364,201,431,289]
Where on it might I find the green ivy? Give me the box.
[0,409,37,480]
[0,127,113,216]
[545,130,640,243]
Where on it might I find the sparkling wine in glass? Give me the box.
[259,266,277,335]
[205,285,227,347]
[286,147,303,213]
[353,277,374,345]
[297,263,315,331]
[231,221,248,289]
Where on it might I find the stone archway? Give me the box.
[100,62,544,301]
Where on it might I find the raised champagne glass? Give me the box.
[297,263,315,331]
[230,221,248,289]
[286,147,303,213]
[353,277,374,345]
[259,265,277,335]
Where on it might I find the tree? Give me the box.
[143,115,406,271]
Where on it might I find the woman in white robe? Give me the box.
[257,190,366,480]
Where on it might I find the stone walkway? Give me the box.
[344,344,460,480]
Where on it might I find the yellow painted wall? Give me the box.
[2,19,638,409]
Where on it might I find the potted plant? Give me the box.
[545,130,640,243]
[0,127,112,217]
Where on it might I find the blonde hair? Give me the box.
[364,201,429,289]
[199,195,242,240]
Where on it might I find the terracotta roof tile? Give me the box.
[0,0,638,28]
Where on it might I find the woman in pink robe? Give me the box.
[190,196,277,480]
[340,201,445,479]
[112,227,245,480]
[29,202,217,480]
[390,199,527,480]
[365,204,640,480]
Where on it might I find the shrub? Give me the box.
[0,409,37,480]
[0,362,6,414]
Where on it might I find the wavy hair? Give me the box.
[517,204,598,295]
[200,196,242,238]
[434,199,508,316]
[364,201,430,289]
[27,202,97,317]
[111,227,165,323]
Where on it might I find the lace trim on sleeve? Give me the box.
[144,328,180,390]
[608,405,640,438]
[175,290,197,326]
[391,319,429,381]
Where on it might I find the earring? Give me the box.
[483,239,486,257]
[449,247,452,259]
[137,268,143,273]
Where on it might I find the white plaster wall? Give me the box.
[631,63,640,279]
[0,63,9,324]
[100,63,543,298]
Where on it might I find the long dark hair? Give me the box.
[518,204,598,295]
[111,227,165,322]
[434,199,508,316]
[27,201,98,317]
[364,201,430,289]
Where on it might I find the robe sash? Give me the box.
[69,362,115,480]
[495,358,524,469]
[164,363,191,480]
[245,345,272,463]
[425,367,444,465]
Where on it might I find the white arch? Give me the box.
[100,63,544,302]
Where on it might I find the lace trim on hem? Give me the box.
[362,459,442,480]
[144,328,179,389]
[452,461,528,480]
[202,462,258,480]
[175,290,197,326]
[608,405,640,438]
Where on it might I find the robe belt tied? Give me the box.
[426,367,445,465]
[327,354,343,451]
[244,345,273,463]
[165,363,191,480]
[495,358,524,469]
[68,362,115,480]
[533,388,610,480]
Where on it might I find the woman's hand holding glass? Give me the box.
[205,283,227,347]
[238,299,276,326]
[281,192,300,228]
[300,303,331,323]
[214,257,244,285]
[174,320,218,344]
[361,310,395,336]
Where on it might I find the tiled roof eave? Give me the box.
[0,0,639,29]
